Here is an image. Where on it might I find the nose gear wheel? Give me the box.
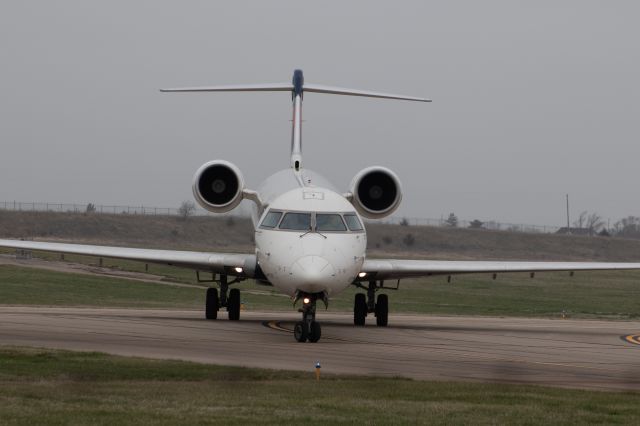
[294,292,323,343]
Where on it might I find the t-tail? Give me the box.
[160,70,431,171]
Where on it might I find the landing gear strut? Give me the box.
[353,280,395,326]
[202,273,243,321]
[294,293,322,343]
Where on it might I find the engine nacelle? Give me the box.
[349,166,403,219]
[192,160,245,213]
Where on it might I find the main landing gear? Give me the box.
[203,273,242,321]
[353,280,394,326]
[293,293,324,343]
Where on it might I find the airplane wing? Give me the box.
[0,239,256,277]
[361,258,640,280]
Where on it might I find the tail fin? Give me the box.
[161,70,430,171]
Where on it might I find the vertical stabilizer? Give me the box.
[290,70,304,172]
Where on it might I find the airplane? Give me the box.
[3,69,640,343]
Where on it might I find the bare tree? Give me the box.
[585,213,605,235]
[614,216,640,238]
[573,211,588,229]
[445,213,458,227]
[573,211,604,235]
[178,200,196,221]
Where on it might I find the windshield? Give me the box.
[262,211,362,233]
[343,214,363,231]
[279,212,312,230]
[316,214,347,231]
[260,211,282,228]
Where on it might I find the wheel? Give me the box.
[205,288,219,320]
[375,294,388,327]
[228,288,241,320]
[354,293,367,326]
[308,321,321,343]
[294,321,307,342]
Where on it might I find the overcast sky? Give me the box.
[0,1,638,226]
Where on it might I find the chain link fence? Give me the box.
[0,201,213,216]
[374,216,560,233]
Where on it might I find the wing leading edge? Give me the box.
[0,239,255,277]
[362,258,640,280]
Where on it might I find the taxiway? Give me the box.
[0,306,638,391]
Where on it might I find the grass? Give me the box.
[1,263,640,318]
[0,265,203,309]
[0,347,639,425]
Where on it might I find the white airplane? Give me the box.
[3,69,640,343]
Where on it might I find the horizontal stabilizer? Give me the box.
[160,81,430,102]
[160,83,293,93]
[303,84,431,102]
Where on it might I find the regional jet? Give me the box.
[3,70,640,343]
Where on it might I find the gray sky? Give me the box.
[1,1,638,226]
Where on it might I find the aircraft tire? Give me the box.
[205,288,219,320]
[294,321,307,342]
[228,288,241,320]
[354,293,367,326]
[308,321,321,343]
[375,294,388,327]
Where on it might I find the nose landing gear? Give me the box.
[294,292,324,343]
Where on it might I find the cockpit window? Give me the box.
[279,212,312,230]
[260,211,282,228]
[316,214,347,232]
[343,214,364,231]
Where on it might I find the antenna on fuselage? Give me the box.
[160,70,431,172]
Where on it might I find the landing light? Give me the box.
[234,267,243,274]
[303,297,311,304]
[358,272,367,278]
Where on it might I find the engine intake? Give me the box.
[192,160,245,213]
[349,166,402,219]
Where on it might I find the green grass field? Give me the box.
[0,347,639,425]
[1,259,639,318]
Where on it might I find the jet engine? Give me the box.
[192,160,245,213]
[349,166,403,219]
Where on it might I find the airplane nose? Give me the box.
[291,255,336,291]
